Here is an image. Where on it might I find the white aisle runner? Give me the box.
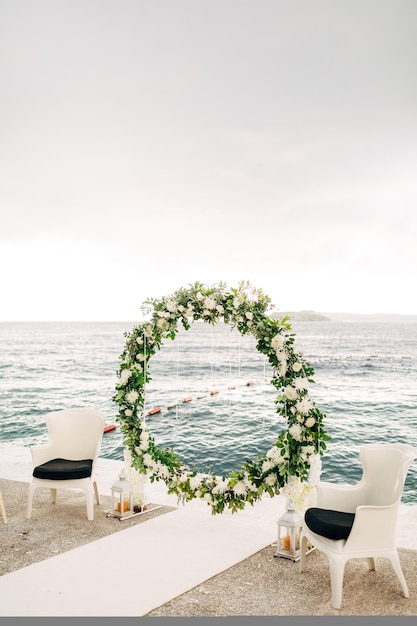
[0,445,285,617]
[0,491,284,616]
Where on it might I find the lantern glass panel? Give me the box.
[111,470,134,518]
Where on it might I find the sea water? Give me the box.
[1,319,416,503]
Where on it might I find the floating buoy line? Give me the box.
[105,377,268,431]
[145,377,269,417]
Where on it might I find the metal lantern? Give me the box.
[275,499,304,561]
[111,470,134,519]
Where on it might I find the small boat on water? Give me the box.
[147,407,162,415]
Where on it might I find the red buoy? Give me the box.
[147,407,162,415]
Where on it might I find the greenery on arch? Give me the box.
[113,281,329,514]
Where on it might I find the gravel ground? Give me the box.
[1,478,417,616]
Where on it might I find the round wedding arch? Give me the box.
[113,281,329,514]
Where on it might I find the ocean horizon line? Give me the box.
[1,311,417,323]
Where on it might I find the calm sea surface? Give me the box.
[1,320,416,503]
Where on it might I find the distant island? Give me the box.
[270,311,417,322]
[270,310,330,321]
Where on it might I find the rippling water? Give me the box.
[1,319,416,503]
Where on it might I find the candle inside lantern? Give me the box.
[116,501,130,513]
[282,535,291,551]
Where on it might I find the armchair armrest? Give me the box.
[30,443,56,467]
[317,481,366,513]
[345,502,399,552]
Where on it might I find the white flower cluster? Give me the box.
[280,475,317,513]
[307,453,322,487]
[124,448,148,507]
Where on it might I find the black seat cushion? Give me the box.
[305,507,355,540]
[33,458,93,480]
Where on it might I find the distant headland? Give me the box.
[270,310,330,321]
[271,311,417,322]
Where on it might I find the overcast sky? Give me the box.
[1,0,416,320]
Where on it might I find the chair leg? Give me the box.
[300,533,309,572]
[50,488,57,504]
[0,491,8,524]
[329,555,347,610]
[85,488,94,521]
[366,557,376,571]
[93,480,100,505]
[389,552,409,598]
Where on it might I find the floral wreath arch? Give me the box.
[114,281,329,514]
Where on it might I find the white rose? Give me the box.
[245,311,253,320]
[124,409,132,417]
[266,446,281,462]
[292,362,302,372]
[296,397,314,414]
[265,473,277,486]
[166,299,177,312]
[289,423,303,441]
[119,369,131,384]
[204,296,216,310]
[271,334,285,351]
[283,385,298,401]
[216,305,224,314]
[262,460,274,473]
[305,416,316,428]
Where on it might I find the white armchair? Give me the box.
[300,443,417,609]
[26,408,105,521]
